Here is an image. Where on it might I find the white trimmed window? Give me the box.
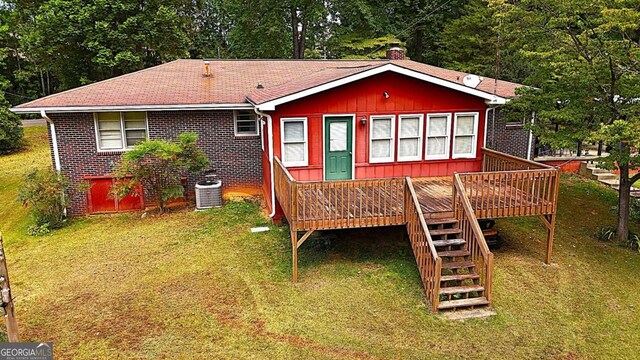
[95,112,148,151]
[369,115,395,163]
[281,118,308,167]
[234,110,259,136]
[425,113,451,160]
[397,114,423,161]
[452,112,479,159]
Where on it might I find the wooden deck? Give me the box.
[275,148,560,308]
[413,175,556,219]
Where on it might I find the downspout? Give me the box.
[527,111,535,160]
[41,110,66,216]
[253,107,276,218]
[41,110,61,172]
[483,107,494,148]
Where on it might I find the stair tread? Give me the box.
[438,297,489,310]
[425,218,458,226]
[438,250,470,258]
[441,273,480,282]
[439,285,485,295]
[432,238,466,247]
[441,261,476,270]
[430,228,462,236]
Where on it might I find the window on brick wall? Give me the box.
[452,112,479,159]
[234,110,259,136]
[281,118,308,167]
[95,112,148,151]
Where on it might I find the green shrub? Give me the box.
[111,132,209,213]
[18,168,71,233]
[0,100,24,154]
[595,226,617,242]
[595,226,640,252]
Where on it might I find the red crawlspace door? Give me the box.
[85,176,144,214]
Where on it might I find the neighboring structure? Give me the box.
[11,49,560,314]
[484,108,535,160]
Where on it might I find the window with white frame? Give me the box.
[95,112,148,151]
[397,115,423,161]
[369,115,395,163]
[234,110,259,136]
[281,118,308,167]
[425,113,451,160]
[452,113,479,158]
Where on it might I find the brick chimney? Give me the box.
[386,43,404,60]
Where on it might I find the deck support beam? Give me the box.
[539,214,556,264]
[291,229,315,282]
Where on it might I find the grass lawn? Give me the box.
[1,126,640,359]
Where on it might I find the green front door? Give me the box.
[324,117,353,180]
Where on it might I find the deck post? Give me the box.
[291,229,298,282]
[545,214,556,264]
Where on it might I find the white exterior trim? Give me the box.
[397,114,424,162]
[369,115,396,164]
[322,114,356,180]
[94,111,149,152]
[483,107,492,148]
[452,112,480,159]
[280,117,309,167]
[424,113,452,160]
[255,64,509,111]
[11,103,254,114]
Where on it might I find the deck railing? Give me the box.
[274,157,405,232]
[482,147,554,171]
[274,157,297,227]
[455,149,560,219]
[405,178,442,312]
[453,174,493,304]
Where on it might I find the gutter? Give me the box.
[41,110,61,172]
[253,107,276,218]
[11,103,254,114]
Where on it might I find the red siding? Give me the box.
[267,71,487,182]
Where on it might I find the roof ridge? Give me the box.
[16,60,183,108]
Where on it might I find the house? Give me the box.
[11,47,560,313]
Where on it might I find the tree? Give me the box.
[112,132,209,213]
[497,0,640,242]
[0,8,23,154]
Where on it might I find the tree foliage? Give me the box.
[493,0,640,241]
[18,168,71,234]
[112,132,209,213]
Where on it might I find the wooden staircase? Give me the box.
[426,217,490,311]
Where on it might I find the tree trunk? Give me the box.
[617,163,631,242]
[412,28,424,62]
[291,8,300,59]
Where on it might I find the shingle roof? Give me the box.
[12,59,522,111]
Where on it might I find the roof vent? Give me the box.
[463,74,482,88]
[256,83,264,89]
[203,61,211,77]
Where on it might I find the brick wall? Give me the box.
[485,108,534,160]
[48,110,262,215]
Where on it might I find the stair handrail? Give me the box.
[404,177,442,312]
[452,173,494,303]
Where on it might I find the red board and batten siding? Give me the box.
[266,71,487,186]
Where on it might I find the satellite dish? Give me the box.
[463,74,482,89]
